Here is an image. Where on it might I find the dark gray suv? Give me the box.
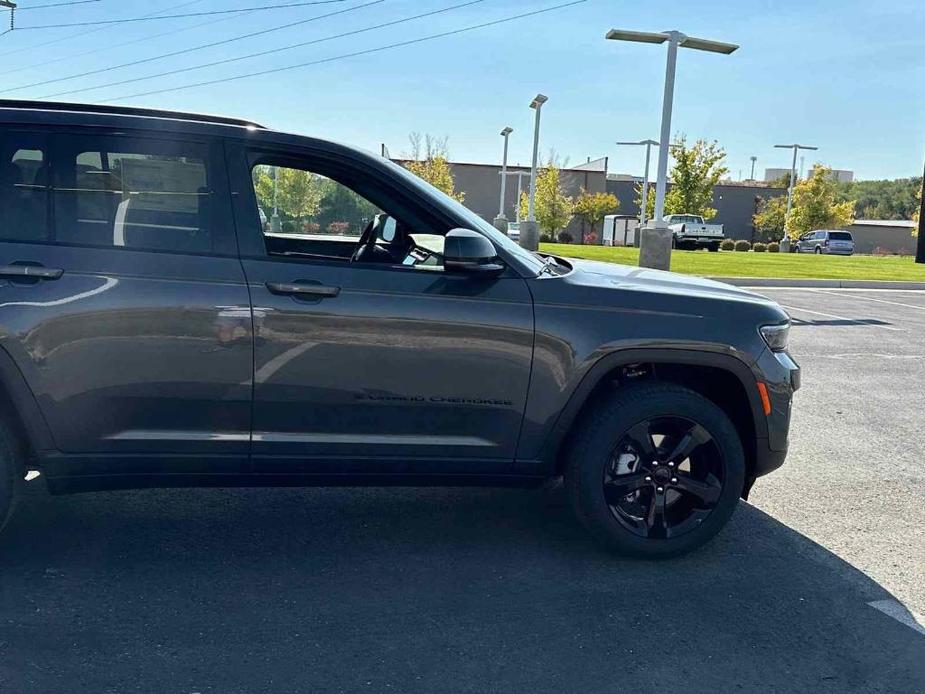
[0,101,799,557]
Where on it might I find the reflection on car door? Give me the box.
[226,142,534,475]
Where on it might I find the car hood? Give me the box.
[551,257,789,326]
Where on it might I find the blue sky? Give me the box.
[1,0,922,180]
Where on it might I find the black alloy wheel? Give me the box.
[604,416,724,540]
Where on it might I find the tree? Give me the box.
[634,181,655,221]
[632,137,727,221]
[752,195,787,243]
[518,163,574,240]
[835,177,921,221]
[573,190,619,240]
[253,165,326,230]
[403,133,465,202]
[785,165,856,239]
[912,185,921,237]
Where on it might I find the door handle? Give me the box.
[265,281,340,298]
[0,264,64,280]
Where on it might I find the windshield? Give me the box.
[383,159,546,274]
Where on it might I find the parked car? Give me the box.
[0,100,799,557]
[793,230,855,255]
[666,214,725,251]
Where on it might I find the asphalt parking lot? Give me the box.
[1,288,924,693]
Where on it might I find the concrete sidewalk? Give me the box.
[708,277,925,290]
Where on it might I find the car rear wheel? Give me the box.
[814,247,822,254]
[565,383,745,558]
[708,243,720,252]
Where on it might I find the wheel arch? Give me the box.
[0,345,55,468]
[541,349,767,479]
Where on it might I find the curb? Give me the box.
[706,277,925,290]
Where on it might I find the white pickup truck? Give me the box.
[665,214,724,251]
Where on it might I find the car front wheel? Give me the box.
[565,383,745,558]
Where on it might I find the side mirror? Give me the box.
[443,228,504,275]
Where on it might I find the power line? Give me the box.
[17,0,102,10]
[105,0,586,103]
[17,0,348,29]
[9,0,387,94]
[6,0,272,75]
[37,0,487,99]
[0,0,207,58]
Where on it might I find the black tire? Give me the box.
[814,247,822,254]
[0,417,22,534]
[708,243,720,252]
[565,383,745,558]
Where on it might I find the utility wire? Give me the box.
[16,0,102,10]
[6,0,272,75]
[37,0,488,99]
[0,0,207,58]
[17,0,347,29]
[11,0,387,94]
[105,0,586,103]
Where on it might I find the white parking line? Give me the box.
[779,304,905,331]
[810,289,925,312]
[868,600,925,637]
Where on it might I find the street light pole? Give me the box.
[618,139,659,229]
[916,158,924,264]
[270,165,281,233]
[606,29,738,270]
[775,143,818,218]
[495,127,513,233]
[749,156,757,180]
[521,94,547,252]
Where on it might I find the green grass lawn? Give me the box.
[540,244,925,281]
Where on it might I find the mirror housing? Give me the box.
[443,228,504,275]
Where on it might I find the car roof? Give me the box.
[0,98,379,156]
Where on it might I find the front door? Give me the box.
[227,143,534,474]
[0,128,252,474]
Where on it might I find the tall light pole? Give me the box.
[618,139,658,229]
[270,165,281,233]
[774,143,818,218]
[915,158,924,264]
[521,94,547,251]
[606,29,738,270]
[749,155,757,181]
[499,170,531,224]
[494,127,514,232]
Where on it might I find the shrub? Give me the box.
[327,221,350,236]
[767,242,780,253]
[557,231,574,244]
[734,240,751,252]
[302,222,320,234]
[583,232,599,245]
[753,242,767,253]
[720,239,735,251]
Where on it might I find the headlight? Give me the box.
[760,322,790,352]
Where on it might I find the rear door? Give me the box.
[0,127,252,474]
[226,141,534,474]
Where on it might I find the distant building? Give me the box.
[606,176,787,241]
[846,219,917,255]
[764,167,854,183]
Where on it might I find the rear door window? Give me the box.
[0,132,50,243]
[52,134,228,254]
[829,231,852,241]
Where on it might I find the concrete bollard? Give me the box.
[638,223,673,271]
[492,215,509,236]
[518,220,539,252]
[779,236,791,253]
